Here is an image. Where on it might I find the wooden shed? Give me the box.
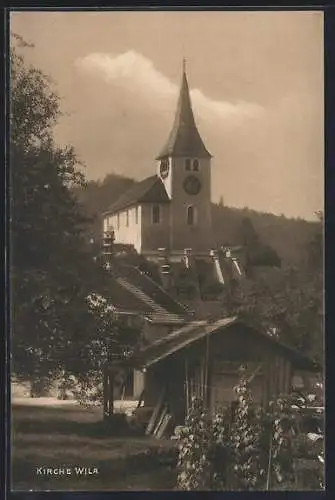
[130,317,320,436]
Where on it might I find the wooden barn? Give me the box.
[122,317,320,437]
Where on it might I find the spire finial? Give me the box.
[182,57,186,74]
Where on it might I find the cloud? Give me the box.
[75,51,264,125]
[73,51,322,220]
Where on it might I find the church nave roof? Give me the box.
[104,175,170,215]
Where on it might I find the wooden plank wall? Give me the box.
[143,332,295,423]
[283,358,292,394]
[263,355,292,406]
[133,369,145,399]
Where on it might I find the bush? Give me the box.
[201,282,225,299]
[230,368,266,490]
[176,371,324,491]
[176,397,212,490]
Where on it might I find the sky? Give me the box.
[10,10,324,221]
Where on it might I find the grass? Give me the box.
[11,401,177,491]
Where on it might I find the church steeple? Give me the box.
[156,61,212,160]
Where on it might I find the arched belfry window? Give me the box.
[152,204,161,224]
[193,159,200,171]
[185,158,191,171]
[187,205,197,226]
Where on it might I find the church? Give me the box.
[103,63,214,262]
[99,65,320,425]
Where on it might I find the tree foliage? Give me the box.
[10,34,138,383]
[72,173,135,241]
[222,214,323,364]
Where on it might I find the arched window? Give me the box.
[125,210,129,227]
[152,204,161,224]
[185,158,191,171]
[187,205,197,226]
[193,159,200,171]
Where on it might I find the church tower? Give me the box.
[156,61,213,254]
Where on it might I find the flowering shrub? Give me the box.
[210,411,230,489]
[266,393,324,490]
[317,446,325,489]
[176,373,324,491]
[176,373,265,491]
[176,397,212,490]
[269,396,296,489]
[230,368,265,490]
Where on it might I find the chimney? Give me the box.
[210,249,218,260]
[158,248,172,291]
[184,248,193,269]
[102,226,115,269]
[210,249,225,284]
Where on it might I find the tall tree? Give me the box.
[225,214,323,365]
[239,217,281,273]
[305,211,323,270]
[10,34,134,384]
[73,173,136,242]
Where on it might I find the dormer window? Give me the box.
[193,159,199,171]
[152,204,161,224]
[185,158,191,171]
[160,159,170,179]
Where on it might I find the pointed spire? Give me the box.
[182,57,186,74]
[156,61,212,160]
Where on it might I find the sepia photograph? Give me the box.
[9,9,324,491]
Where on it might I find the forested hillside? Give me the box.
[212,204,318,266]
[74,173,320,266]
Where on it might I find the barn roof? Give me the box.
[103,175,170,215]
[132,317,320,372]
[134,317,236,367]
[144,312,189,325]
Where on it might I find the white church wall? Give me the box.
[104,205,143,253]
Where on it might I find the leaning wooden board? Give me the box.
[153,406,168,437]
[145,387,166,435]
[156,414,173,439]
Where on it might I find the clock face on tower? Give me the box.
[183,175,202,195]
[160,159,169,179]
